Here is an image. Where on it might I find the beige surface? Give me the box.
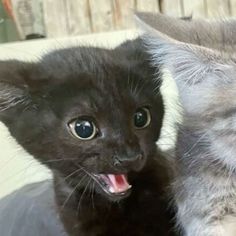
[0,30,179,198]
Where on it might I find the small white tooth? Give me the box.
[109,186,115,193]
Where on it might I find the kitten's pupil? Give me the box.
[72,119,97,140]
[134,108,151,129]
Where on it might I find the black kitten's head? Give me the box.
[0,40,164,201]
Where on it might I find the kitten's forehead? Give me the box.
[42,68,138,119]
[47,77,138,120]
[38,46,156,109]
[39,46,118,78]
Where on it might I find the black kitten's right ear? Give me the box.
[0,60,33,112]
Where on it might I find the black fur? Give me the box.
[0,38,175,235]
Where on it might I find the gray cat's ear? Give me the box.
[135,12,236,47]
[135,12,194,43]
[137,21,218,86]
[137,20,230,115]
[0,60,32,112]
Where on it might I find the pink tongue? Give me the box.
[107,174,131,193]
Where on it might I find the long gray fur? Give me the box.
[136,12,236,236]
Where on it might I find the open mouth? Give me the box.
[93,174,132,199]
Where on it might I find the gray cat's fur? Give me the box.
[136,13,236,236]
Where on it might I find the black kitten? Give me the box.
[0,39,174,235]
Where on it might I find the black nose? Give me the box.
[112,152,144,168]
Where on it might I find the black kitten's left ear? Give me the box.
[0,60,34,112]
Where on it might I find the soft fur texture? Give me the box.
[136,12,236,51]
[137,13,236,236]
[0,39,175,235]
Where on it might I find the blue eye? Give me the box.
[69,118,97,140]
[134,107,151,129]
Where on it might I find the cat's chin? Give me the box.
[92,173,132,201]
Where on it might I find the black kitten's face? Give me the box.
[0,44,163,201]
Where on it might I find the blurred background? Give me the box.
[0,0,236,43]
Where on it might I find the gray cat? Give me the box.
[136,13,236,236]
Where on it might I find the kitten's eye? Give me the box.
[134,107,151,129]
[69,118,97,140]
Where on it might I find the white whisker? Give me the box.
[61,174,87,211]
